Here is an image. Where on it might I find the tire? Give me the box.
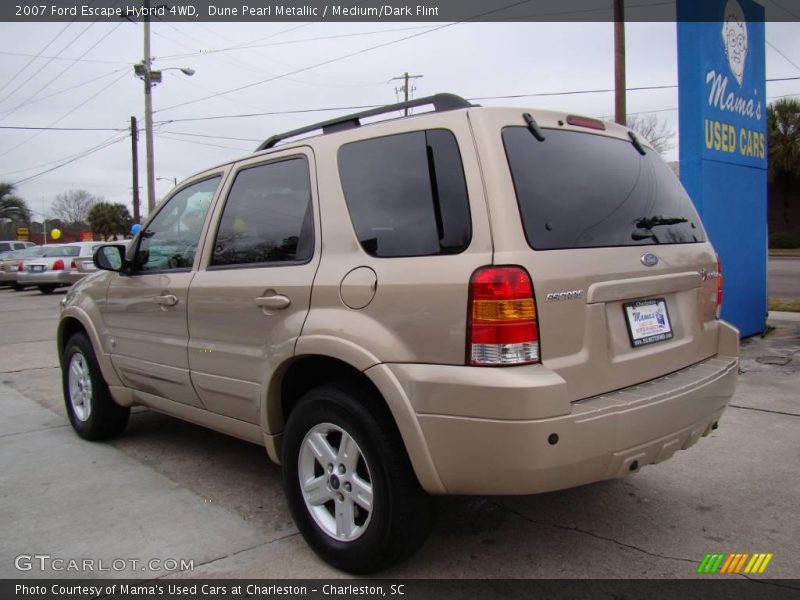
[11,282,23,291]
[62,332,130,440]
[282,381,435,574]
[38,284,57,294]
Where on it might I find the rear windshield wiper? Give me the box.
[523,113,545,142]
[635,215,688,230]
[628,131,646,155]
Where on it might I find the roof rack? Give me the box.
[256,93,473,151]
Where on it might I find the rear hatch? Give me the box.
[471,108,721,402]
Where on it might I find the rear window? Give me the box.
[502,127,705,250]
[43,246,81,257]
[338,129,471,258]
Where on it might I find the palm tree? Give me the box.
[87,202,132,241]
[767,98,800,227]
[0,182,31,224]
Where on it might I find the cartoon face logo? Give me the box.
[722,0,748,86]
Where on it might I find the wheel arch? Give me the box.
[58,310,122,388]
[265,351,446,494]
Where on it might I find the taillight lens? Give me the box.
[18,262,24,272]
[70,260,77,269]
[468,266,540,366]
[53,259,64,271]
[716,254,723,318]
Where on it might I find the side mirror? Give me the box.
[94,245,127,273]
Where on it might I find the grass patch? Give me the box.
[769,248,800,257]
[769,298,800,312]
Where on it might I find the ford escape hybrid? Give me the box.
[58,94,738,573]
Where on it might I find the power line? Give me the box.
[0,70,129,158]
[0,50,130,65]
[11,133,129,186]
[0,23,124,124]
[1,131,125,177]
[158,129,261,142]
[0,68,127,117]
[155,0,537,114]
[0,23,73,97]
[0,125,125,131]
[155,25,435,61]
[0,23,96,108]
[766,41,800,75]
[154,132,251,151]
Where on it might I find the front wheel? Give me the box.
[62,332,130,440]
[282,381,434,574]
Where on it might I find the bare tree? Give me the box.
[51,189,100,224]
[626,114,676,156]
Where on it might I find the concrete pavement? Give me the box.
[0,286,798,579]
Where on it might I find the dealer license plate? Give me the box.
[623,298,673,347]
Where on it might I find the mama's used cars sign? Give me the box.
[702,0,766,166]
[678,0,767,337]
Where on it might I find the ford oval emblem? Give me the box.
[641,253,659,267]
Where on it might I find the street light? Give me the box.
[157,176,178,187]
[133,11,195,216]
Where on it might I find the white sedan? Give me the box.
[17,242,104,294]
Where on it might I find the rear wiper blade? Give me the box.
[523,113,545,142]
[635,215,689,229]
[628,130,646,155]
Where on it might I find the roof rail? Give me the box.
[256,93,473,151]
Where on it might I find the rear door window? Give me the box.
[502,127,705,250]
[211,157,313,267]
[338,129,471,258]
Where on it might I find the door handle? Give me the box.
[254,294,291,310]
[155,294,179,307]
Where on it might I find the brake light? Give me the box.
[566,115,606,130]
[18,262,24,272]
[70,260,77,269]
[716,254,723,318]
[467,266,540,366]
[53,259,64,271]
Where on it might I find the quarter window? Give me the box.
[338,129,471,258]
[211,158,313,267]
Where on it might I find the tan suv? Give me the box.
[58,94,738,573]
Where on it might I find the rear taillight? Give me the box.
[18,262,23,272]
[716,254,723,319]
[467,266,540,366]
[70,260,77,269]
[53,259,65,271]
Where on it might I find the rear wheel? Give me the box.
[62,332,130,440]
[11,282,23,291]
[38,284,57,294]
[282,381,434,574]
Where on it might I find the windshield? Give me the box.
[502,127,706,250]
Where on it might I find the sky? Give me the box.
[0,14,798,221]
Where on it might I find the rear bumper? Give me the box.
[17,271,73,286]
[376,321,739,495]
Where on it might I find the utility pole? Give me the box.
[143,0,156,215]
[613,0,627,125]
[134,8,192,217]
[130,116,141,224]
[391,72,423,116]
